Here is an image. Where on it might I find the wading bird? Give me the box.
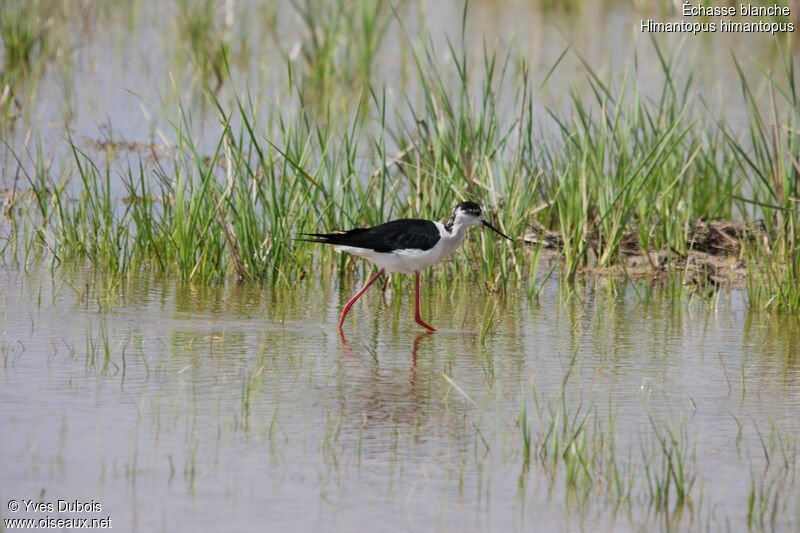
[298,201,511,332]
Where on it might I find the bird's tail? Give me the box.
[295,233,335,244]
[295,228,368,245]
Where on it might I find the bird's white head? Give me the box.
[445,201,511,240]
[448,201,484,228]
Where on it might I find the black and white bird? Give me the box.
[298,201,511,332]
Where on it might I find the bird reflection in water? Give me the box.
[338,329,434,369]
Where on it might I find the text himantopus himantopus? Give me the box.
[298,201,511,332]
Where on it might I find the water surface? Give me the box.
[2,267,799,531]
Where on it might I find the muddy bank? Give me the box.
[526,219,769,289]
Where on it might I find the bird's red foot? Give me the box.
[415,315,437,332]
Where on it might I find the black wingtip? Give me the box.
[295,234,331,244]
[295,227,371,246]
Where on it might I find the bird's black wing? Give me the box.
[298,219,441,252]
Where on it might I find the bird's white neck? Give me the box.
[439,221,469,254]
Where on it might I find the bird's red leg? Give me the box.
[338,268,385,330]
[414,271,437,332]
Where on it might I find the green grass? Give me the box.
[1,2,798,312]
[0,0,49,120]
[177,0,230,94]
[0,0,47,77]
[726,40,800,311]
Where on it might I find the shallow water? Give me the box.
[2,266,799,531]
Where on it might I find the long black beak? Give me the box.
[482,220,512,241]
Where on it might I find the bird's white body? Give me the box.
[334,220,470,274]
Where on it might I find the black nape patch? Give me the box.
[455,201,482,217]
[444,201,483,232]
